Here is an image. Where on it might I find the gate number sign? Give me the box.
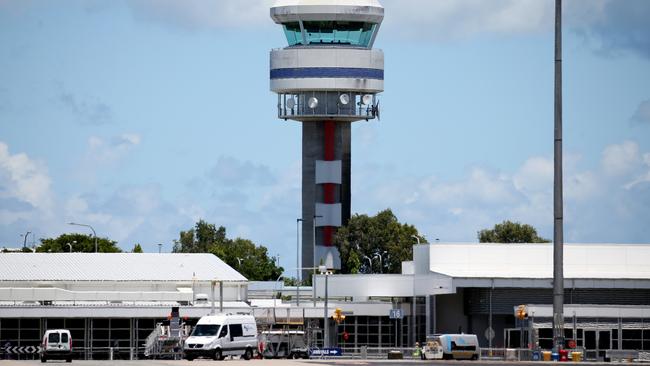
[389,309,403,319]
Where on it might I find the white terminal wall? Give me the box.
[314,243,650,300]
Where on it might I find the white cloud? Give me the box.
[382,0,553,41]
[513,157,552,193]
[354,140,650,243]
[601,140,641,177]
[127,0,274,31]
[85,133,141,166]
[0,142,53,214]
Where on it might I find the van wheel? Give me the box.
[213,349,222,361]
[66,357,72,362]
[471,355,478,360]
[243,348,253,360]
[41,356,47,363]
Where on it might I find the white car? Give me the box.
[183,314,257,361]
[41,329,72,363]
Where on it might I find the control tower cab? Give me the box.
[270,0,384,273]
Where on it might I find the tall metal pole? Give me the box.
[211,280,215,315]
[313,215,322,307]
[552,0,565,351]
[489,286,493,353]
[323,273,329,349]
[219,281,223,313]
[297,218,303,306]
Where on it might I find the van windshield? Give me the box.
[191,324,220,337]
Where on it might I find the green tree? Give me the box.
[478,220,550,243]
[37,233,122,253]
[132,244,144,253]
[173,220,283,281]
[173,220,227,253]
[212,238,283,281]
[333,209,423,274]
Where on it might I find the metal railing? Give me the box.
[278,91,377,121]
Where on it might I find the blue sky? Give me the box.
[1,0,649,268]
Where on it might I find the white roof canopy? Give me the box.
[0,253,246,282]
[420,243,650,280]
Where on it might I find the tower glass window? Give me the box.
[283,22,302,46]
[282,21,377,47]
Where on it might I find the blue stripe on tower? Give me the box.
[270,67,383,80]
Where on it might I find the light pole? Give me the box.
[158,243,162,253]
[374,251,387,273]
[296,218,303,306]
[312,215,323,277]
[273,274,284,308]
[68,222,97,252]
[552,0,565,351]
[411,234,421,245]
[363,255,373,273]
[312,214,323,307]
[236,257,243,267]
[319,265,330,349]
[22,231,32,249]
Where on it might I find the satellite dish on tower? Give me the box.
[339,93,350,105]
[308,97,319,109]
[361,94,373,106]
[286,97,295,109]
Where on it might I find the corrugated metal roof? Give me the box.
[0,253,246,282]
[424,242,650,279]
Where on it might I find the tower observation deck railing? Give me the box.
[278,91,377,121]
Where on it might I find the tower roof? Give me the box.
[273,0,382,6]
[271,0,384,24]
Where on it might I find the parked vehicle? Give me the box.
[40,329,72,363]
[258,330,309,359]
[423,334,480,360]
[183,313,257,361]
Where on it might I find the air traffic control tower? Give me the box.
[270,0,384,272]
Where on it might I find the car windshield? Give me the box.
[191,324,220,337]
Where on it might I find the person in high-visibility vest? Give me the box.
[413,342,422,358]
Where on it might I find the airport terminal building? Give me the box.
[1,243,649,360]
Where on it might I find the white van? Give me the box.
[183,314,257,361]
[423,334,480,360]
[40,329,72,363]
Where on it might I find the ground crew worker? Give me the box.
[413,342,422,358]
